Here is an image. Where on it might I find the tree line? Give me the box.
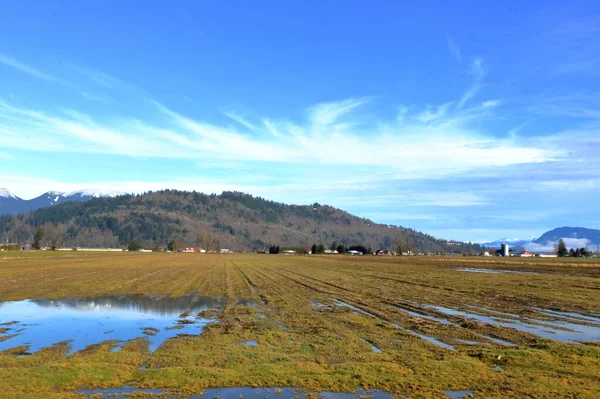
[556,239,593,257]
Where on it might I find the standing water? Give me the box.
[0,295,223,355]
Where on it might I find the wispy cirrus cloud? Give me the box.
[0,53,61,82]
[308,97,370,126]
[446,35,462,62]
[0,79,558,176]
[457,58,486,109]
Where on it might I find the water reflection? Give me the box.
[0,295,223,355]
[79,387,397,399]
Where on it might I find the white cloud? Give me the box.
[457,58,486,109]
[525,238,592,253]
[470,57,485,80]
[223,111,259,131]
[0,92,560,177]
[0,53,60,82]
[534,179,600,191]
[417,102,453,123]
[446,35,462,62]
[308,97,370,126]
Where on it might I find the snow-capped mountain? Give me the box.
[0,189,126,215]
[480,236,537,249]
[481,228,600,252]
[0,189,23,215]
[0,188,19,199]
[66,189,124,198]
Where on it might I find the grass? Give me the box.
[0,252,599,398]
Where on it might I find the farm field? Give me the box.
[0,253,599,398]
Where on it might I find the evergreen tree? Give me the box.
[311,244,317,254]
[317,244,325,254]
[336,244,346,254]
[167,240,178,251]
[33,228,43,250]
[275,245,280,254]
[557,239,567,257]
[128,240,143,251]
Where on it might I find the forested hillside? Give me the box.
[0,190,480,253]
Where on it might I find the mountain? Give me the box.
[480,236,536,249]
[0,190,482,253]
[0,189,124,215]
[481,227,600,252]
[528,227,600,251]
[0,189,23,215]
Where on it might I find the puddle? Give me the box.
[494,365,504,371]
[454,339,485,345]
[79,386,165,398]
[408,331,455,351]
[443,390,474,399]
[421,304,600,343]
[332,299,379,318]
[312,300,327,308]
[455,267,539,275]
[534,309,600,325]
[243,340,258,347]
[361,338,382,353]
[0,295,221,355]
[235,297,257,308]
[274,321,290,332]
[333,299,455,351]
[395,307,454,325]
[480,335,517,347]
[79,387,398,399]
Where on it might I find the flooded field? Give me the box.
[0,252,599,398]
[0,295,221,354]
[79,386,396,399]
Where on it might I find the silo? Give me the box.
[501,243,509,257]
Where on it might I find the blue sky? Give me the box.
[1,0,599,242]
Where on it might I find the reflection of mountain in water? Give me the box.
[33,295,224,317]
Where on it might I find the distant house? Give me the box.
[282,250,296,254]
[22,244,32,251]
[537,253,558,258]
[220,248,233,254]
[347,250,362,255]
[513,252,534,257]
[182,247,195,253]
[375,249,392,256]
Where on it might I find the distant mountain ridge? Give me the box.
[0,190,482,253]
[533,227,600,248]
[0,189,124,215]
[480,237,536,249]
[483,227,600,252]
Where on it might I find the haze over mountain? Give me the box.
[0,190,481,254]
[480,237,537,249]
[524,227,600,252]
[483,227,600,253]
